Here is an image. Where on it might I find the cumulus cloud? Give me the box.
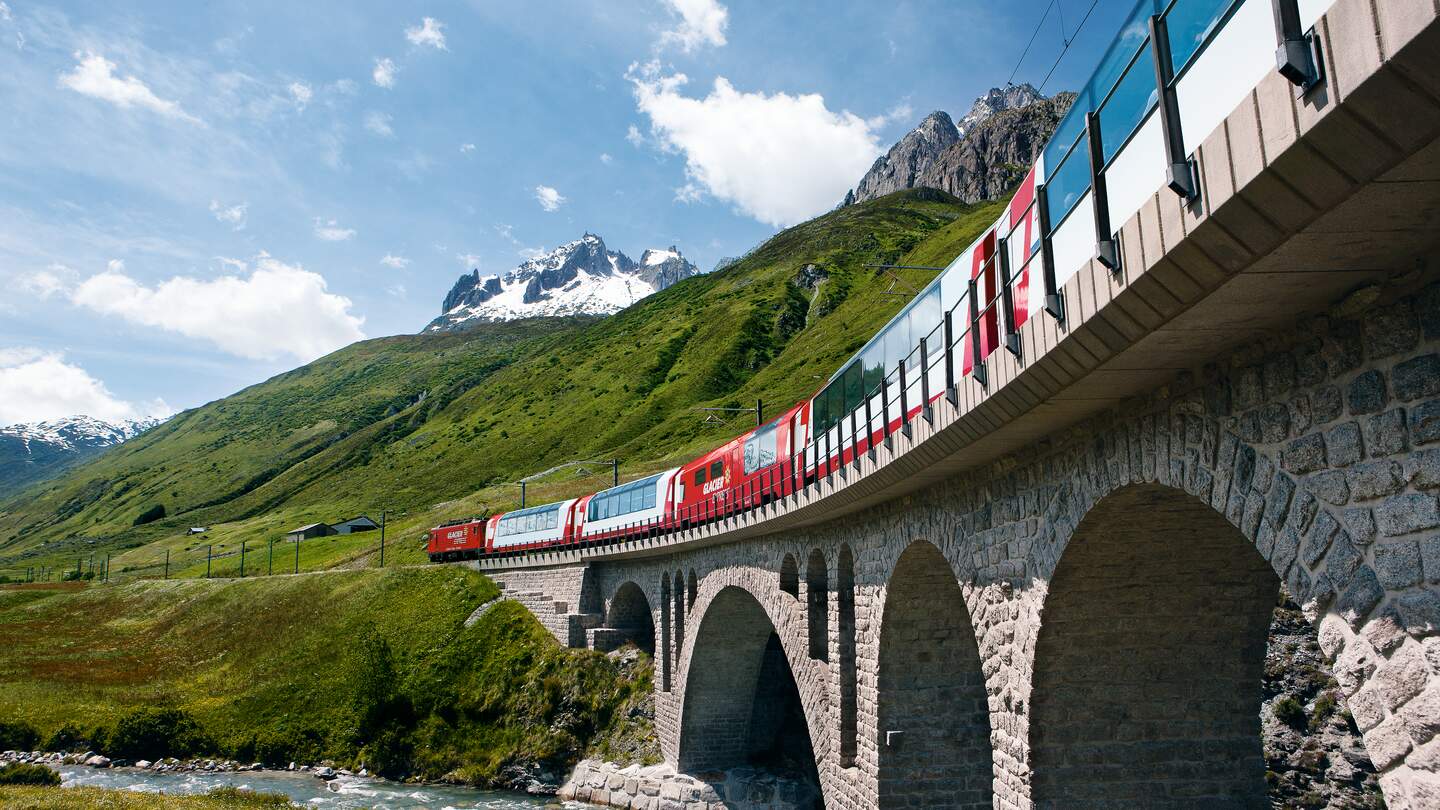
[364,110,394,137]
[0,347,171,427]
[533,185,566,212]
[628,62,883,227]
[599,152,613,164]
[459,142,476,154]
[657,0,728,52]
[289,81,313,109]
[456,252,481,269]
[70,256,365,362]
[405,17,447,50]
[379,253,409,269]
[59,51,202,125]
[372,57,397,88]
[209,199,247,230]
[313,217,356,241]
[625,124,645,147]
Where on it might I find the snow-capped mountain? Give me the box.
[0,415,164,497]
[425,234,700,332]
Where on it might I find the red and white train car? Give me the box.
[426,518,487,562]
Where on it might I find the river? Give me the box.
[57,765,581,809]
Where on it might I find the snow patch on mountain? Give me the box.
[425,234,699,332]
[0,415,162,455]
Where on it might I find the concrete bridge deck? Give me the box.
[480,1,1440,806]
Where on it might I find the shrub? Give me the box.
[1272,696,1306,730]
[42,722,91,753]
[1310,691,1338,726]
[106,707,208,759]
[0,762,61,786]
[133,504,167,526]
[0,720,40,751]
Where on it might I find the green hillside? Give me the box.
[0,189,1002,576]
[0,569,653,782]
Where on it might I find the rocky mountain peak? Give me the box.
[959,83,1043,134]
[0,415,165,497]
[426,235,700,332]
[843,84,1071,207]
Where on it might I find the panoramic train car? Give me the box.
[574,468,681,543]
[674,402,808,526]
[807,163,1045,473]
[426,517,487,562]
[487,498,583,554]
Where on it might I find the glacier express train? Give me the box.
[427,166,1044,562]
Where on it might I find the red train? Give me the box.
[427,167,1044,562]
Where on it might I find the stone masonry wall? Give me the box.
[574,275,1440,809]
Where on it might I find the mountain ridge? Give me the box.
[427,234,700,332]
[845,83,1072,206]
[0,415,162,498]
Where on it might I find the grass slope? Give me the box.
[0,571,652,783]
[0,190,1002,576]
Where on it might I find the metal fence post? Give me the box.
[1084,111,1119,270]
[205,545,212,579]
[268,541,273,576]
[1148,14,1197,199]
[379,511,386,568]
[943,310,958,404]
[294,537,300,574]
[164,550,169,580]
[240,540,247,577]
[898,358,911,439]
[920,337,933,424]
[969,279,988,388]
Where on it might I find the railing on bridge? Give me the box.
[479,0,1333,562]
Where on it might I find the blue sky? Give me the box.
[0,0,1132,426]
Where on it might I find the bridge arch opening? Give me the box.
[678,586,821,801]
[780,553,799,598]
[672,570,685,665]
[686,569,697,608]
[659,575,672,692]
[877,540,992,809]
[1030,483,1277,807]
[836,544,858,767]
[606,581,655,655]
[805,549,829,661]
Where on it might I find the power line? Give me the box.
[1038,0,1103,94]
[1005,0,1059,87]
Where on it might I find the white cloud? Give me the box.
[0,3,11,22]
[288,81,313,110]
[460,142,476,154]
[674,182,704,203]
[331,78,358,96]
[379,253,410,269]
[0,348,171,427]
[387,283,407,299]
[213,256,248,272]
[628,62,883,227]
[626,124,645,147]
[657,0,728,52]
[209,199,247,230]
[372,57,397,88]
[364,110,394,137]
[70,256,365,362]
[456,252,481,269]
[59,51,203,125]
[405,17,447,50]
[599,152,613,164]
[18,266,72,299]
[313,217,356,241]
[533,185,566,212]
[106,258,125,273]
[867,101,914,129]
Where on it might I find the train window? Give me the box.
[862,342,885,399]
[843,363,862,416]
[645,486,656,509]
[744,425,779,474]
[710,460,724,480]
[814,386,831,433]
[693,467,706,486]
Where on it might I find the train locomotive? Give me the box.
[427,166,1044,563]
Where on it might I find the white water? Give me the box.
[57,765,580,809]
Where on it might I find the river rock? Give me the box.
[84,755,111,768]
[314,766,335,778]
[136,760,152,769]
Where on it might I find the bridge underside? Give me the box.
[485,2,1440,807]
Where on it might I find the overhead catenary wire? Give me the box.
[1005,0,1060,87]
[1038,0,1104,93]
[1003,0,1105,95]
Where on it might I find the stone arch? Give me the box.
[1030,483,1279,807]
[686,568,697,608]
[877,540,992,808]
[677,585,822,797]
[672,570,685,669]
[659,574,671,692]
[806,549,828,661]
[836,543,858,767]
[605,581,655,655]
[779,552,799,597]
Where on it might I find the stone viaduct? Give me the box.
[480,1,1440,806]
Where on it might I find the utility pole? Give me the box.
[378,511,386,568]
[612,460,619,487]
[104,554,110,583]
[240,540,247,577]
[205,545,212,578]
[294,536,300,574]
[163,550,170,580]
[268,541,274,576]
[520,481,527,508]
